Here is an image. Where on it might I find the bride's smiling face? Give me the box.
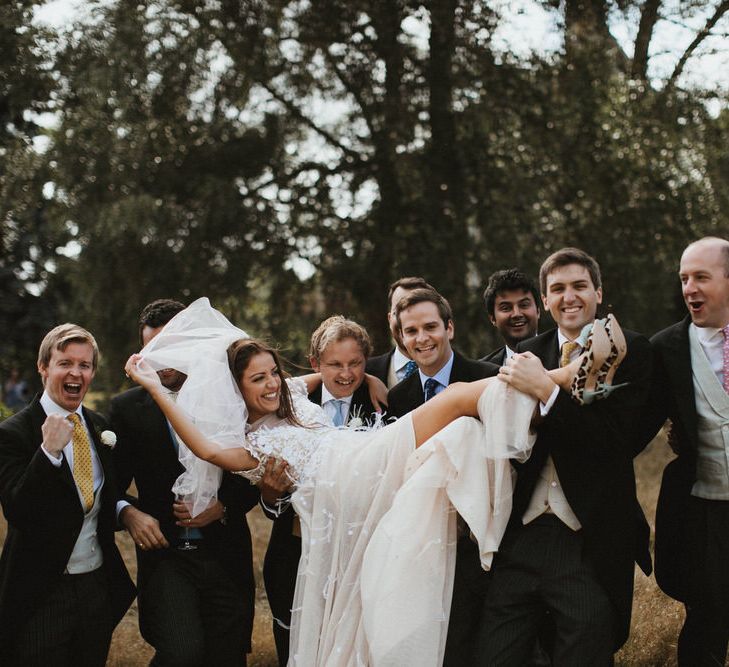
[240,351,282,422]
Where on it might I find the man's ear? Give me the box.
[488,314,496,327]
[37,362,48,386]
[309,356,321,373]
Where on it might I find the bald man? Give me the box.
[639,237,729,665]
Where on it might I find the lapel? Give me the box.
[308,385,323,406]
[527,329,561,370]
[350,382,375,418]
[666,317,699,444]
[82,405,110,474]
[402,372,425,410]
[141,390,181,463]
[28,397,80,494]
[448,350,467,383]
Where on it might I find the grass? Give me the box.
[0,431,714,666]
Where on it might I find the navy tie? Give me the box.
[401,360,418,380]
[424,378,440,401]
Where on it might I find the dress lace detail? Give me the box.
[233,377,537,666]
[234,376,332,485]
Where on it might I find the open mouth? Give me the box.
[335,378,354,385]
[687,301,703,312]
[416,344,436,353]
[262,391,279,400]
[64,382,82,395]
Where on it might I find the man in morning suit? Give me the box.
[366,276,435,388]
[387,288,499,667]
[479,247,652,664]
[637,237,729,665]
[481,268,540,365]
[262,315,378,666]
[0,324,135,666]
[111,299,260,666]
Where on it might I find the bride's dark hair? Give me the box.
[227,339,300,425]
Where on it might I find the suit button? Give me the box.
[550,481,558,488]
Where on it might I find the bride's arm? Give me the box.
[124,354,260,472]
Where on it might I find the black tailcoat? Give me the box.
[0,397,135,651]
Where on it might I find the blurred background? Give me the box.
[3,2,729,663]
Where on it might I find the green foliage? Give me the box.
[3,0,729,384]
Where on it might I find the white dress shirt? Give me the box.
[321,384,353,425]
[40,391,103,495]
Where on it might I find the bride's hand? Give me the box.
[125,354,162,392]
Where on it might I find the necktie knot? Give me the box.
[560,341,580,368]
[424,378,440,401]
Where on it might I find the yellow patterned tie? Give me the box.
[560,341,580,368]
[68,414,94,511]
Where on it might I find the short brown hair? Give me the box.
[309,316,372,361]
[539,247,601,294]
[37,324,100,371]
[138,299,186,345]
[387,277,435,310]
[394,288,453,332]
[227,339,299,426]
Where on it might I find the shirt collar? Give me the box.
[418,351,455,390]
[557,328,584,350]
[321,384,353,406]
[40,390,84,420]
[692,323,724,345]
[392,346,411,372]
[505,346,517,360]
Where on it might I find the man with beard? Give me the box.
[111,299,260,666]
[481,268,540,365]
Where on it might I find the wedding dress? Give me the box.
[141,298,537,667]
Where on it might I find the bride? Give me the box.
[125,297,620,667]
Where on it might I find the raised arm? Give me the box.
[124,354,259,472]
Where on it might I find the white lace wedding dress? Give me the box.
[237,378,536,667]
[140,298,537,667]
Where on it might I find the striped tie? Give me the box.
[68,414,94,511]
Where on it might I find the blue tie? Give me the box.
[424,378,439,401]
[332,399,347,426]
[401,360,418,380]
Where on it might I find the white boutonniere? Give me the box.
[100,430,117,448]
[347,416,363,429]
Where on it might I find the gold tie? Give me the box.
[68,414,94,511]
[560,341,580,368]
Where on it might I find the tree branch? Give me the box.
[665,0,729,90]
[631,0,661,81]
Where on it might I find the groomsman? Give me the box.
[480,247,652,664]
[366,276,435,388]
[262,315,378,666]
[638,237,729,665]
[111,299,260,666]
[481,268,540,365]
[0,324,135,666]
[387,288,498,666]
